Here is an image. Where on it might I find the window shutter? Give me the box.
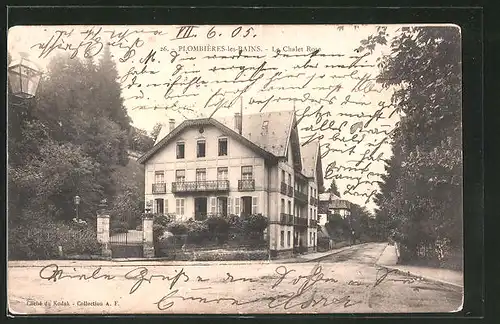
[235,197,240,216]
[165,199,168,214]
[211,197,216,214]
[228,197,232,215]
[181,199,185,215]
[252,197,258,214]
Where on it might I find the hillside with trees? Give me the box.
[8,47,151,259]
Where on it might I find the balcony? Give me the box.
[280,213,294,225]
[238,179,255,191]
[287,185,294,197]
[310,196,318,206]
[294,190,308,204]
[152,183,166,194]
[172,180,229,194]
[280,182,287,195]
[294,216,308,227]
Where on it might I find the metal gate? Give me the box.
[109,230,144,258]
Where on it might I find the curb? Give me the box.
[375,244,464,289]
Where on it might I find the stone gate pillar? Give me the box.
[142,215,155,258]
[97,214,112,258]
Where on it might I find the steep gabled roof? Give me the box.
[300,140,324,189]
[137,118,278,164]
[218,111,295,157]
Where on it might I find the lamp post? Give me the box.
[74,195,81,221]
[8,52,42,100]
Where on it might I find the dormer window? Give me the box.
[197,140,206,158]
[218,138,228,156]
[176,142,185,159]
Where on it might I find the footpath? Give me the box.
[8,243,368,268]
[375,243,463,288]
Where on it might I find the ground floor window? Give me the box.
[280,230,285,247]
[287,230,291,247]
[155,198,164,214]
[176,198,185,216]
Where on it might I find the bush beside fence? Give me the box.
[9,220,101,260]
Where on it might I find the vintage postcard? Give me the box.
[7,24,463,314]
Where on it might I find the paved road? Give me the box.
[8,243,462,314]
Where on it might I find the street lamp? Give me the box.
[8,53,42,99]
[74,195,81,220]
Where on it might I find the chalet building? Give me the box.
[137,110,324,258]
[318,192,352,225]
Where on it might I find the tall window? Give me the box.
[288,174,292,186]
[280,231,285,247]
[196,168,206,181]
[281,198,285,213]
[155,171,165,183]
[217,167,228,180]
[218,138,228,156]
[176,198,185,216]
[281,170,286,183]
[287,200,292,214]
[287,231,291,247]
[197,140,206,158]
[176,142,185,159]
[176,169,185,182]
[241,166,253,180]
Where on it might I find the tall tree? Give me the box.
[326,179,341,197]
[361,26,462,261]
[150,122,163,142]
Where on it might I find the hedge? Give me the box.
[9,220,101,260]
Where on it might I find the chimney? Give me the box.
[169,119,175,132]
[234,113,242,135]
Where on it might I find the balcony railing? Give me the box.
[238,179,255,191]
[280,182,287,195]
[152,183,166,194]
[287,185,294,197]
[172,180,230,193]
[294,216,308,226]
[310,196,318,206]
[294,190,308,204]
[280,213,294,225]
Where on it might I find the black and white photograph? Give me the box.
[7,23,463,314]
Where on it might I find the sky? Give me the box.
[8,24,407,213]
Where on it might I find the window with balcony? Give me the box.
[241,166,253,180]
[281,170,286,183]
[153,171,166,193]
[287,200,292,215]
[176,142,185,159]
[288,174,292,186]
[196,168,206,181]
[218,138,228,156]
[155,171,165,183]
[176,169,185,182]
[197,140,206,158]
[281,198,285,213]
[217,167,228,180]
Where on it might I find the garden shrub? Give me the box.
[186,220,209,244]
[165,221,188,235]
[206,216,230,243]
[241,214,268,239]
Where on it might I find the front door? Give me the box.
[241,196,252,216]
[217,197,228,217]
[194,197,207,220]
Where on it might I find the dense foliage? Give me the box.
[8,48,150,258]
[361,26,462,264]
